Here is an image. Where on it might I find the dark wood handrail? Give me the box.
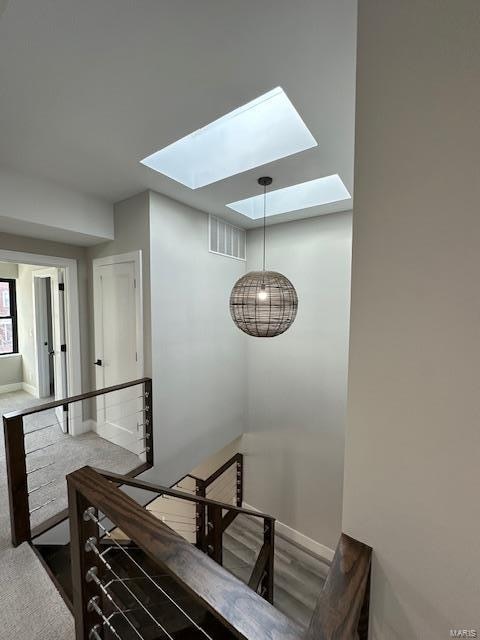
[203,452,243,486]
[2,376,151,419]
[97,468,273,521]
[68,466,304,640]
[305,533,372,640]
[3,377,153,546]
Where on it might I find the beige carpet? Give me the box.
[0,391,141,640]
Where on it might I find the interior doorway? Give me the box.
[0,249,82,433]
[93,251,143,453]
[33,267,69,432]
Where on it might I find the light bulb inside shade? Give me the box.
[257,289,269,301]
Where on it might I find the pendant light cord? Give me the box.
[262,183,266,273]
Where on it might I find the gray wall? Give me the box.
[343,1,480,637]
[243,212,352,549]
[86,192,151,377]
[147,190,247,485]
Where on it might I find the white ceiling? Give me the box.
[0,0,357,229]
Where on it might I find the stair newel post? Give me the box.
[195,478,207,551]
[207,503,223,565]
[144,378,153,466]
[4,414,30,547]
[68,479,101,640]
[262,517,275,604]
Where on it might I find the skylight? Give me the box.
[227,174,351,219]
[140,87,317,189]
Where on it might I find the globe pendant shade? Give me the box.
[230,270,298,337]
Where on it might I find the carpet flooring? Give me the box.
[0,391,141,640]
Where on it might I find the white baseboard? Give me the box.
[22,382,38,397]
[0,382,23,394]
[243,502,335,563]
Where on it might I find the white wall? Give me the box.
[147,191,247,485]
[0,166,113,245]
[16,264,37,391]
[244,213,352,550]
[0,354,22,387]
[87,192,152,377]
[0,263,21,388]
[0,262,18,279]
[343,1,480,638]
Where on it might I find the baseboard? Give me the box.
[243,502,335,563]
[22,382,38,397]
[0,382,23,394]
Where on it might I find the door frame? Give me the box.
[92,250,144,386]
[92,251,144,451]
[32,267,70,434]
[0,249,82,432]
[32,269,54,399]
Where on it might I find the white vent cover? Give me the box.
[209,215,246,261]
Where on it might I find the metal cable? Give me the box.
[86,513,214,640]
[87,596,127,640]
[24,418,66,435]
[88,568,154,640]
[99,394,145,412]
[88,544,173,640]
[25,439,64,456]
[29,497,56,514]
[26,461,54,475]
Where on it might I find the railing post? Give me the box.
[236,453,243,507]
[196,478,206,551]
[207,504,223,565]
[4,415,30,547]
[68,480,100,640]
[144,378,153,466]
[261,517,275,604]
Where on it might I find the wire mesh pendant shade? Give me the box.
[230,270,298,337]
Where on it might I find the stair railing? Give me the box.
[68,465,298,640]
[3,377,153,546]
[96,466,275,604]
[68,465,372,640]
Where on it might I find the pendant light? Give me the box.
[230,177,298,337]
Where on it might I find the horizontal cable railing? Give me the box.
[97,462,275,604]
[69,466,372,640]
[3,377,153,546]
[68,465,304,640]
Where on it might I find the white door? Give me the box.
[93,253,143,453]
[33,268,69,432]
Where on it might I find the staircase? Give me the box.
[3,377,372,639]
[223,514,330,629]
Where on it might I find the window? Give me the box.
[140,87,317,189]
[0,279,18,355]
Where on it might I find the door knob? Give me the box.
[94,359,102,366]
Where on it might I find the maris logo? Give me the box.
[450,631,477,638]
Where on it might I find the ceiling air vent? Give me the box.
[209,215,246,261]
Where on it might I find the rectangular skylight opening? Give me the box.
[226,174,351,219]
[140,87,317,189]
